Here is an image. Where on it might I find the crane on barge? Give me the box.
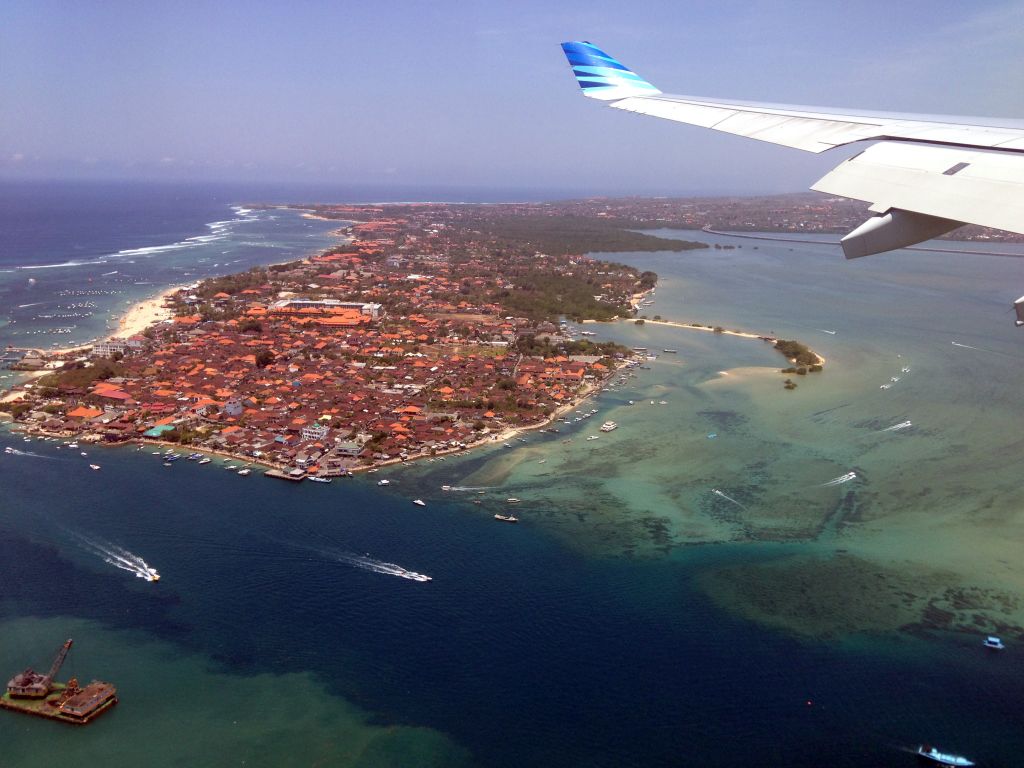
[6,639,73,698]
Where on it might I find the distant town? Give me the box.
[0,195,848,476]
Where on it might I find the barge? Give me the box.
[2,639,117,725]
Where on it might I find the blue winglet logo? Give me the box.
[560,41,661,100]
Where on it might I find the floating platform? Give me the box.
[1,680,117,725]
[263,468,306,482]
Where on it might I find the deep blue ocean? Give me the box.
[1,181,1022,767]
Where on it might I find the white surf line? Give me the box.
[819,471,858,487]
[74,533,160,581]
[711,488,748,511]
[879,421,912,432]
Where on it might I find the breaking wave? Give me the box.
[879,421,912,432]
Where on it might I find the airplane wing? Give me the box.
[560,41,1024,266]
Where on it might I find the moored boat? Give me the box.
[494,513,518,522]
[307,476,331,484]
[983,635,1005,649]
[412,499,426,506]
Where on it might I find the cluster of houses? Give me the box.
[11,205,640,474]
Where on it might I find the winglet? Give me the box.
[560,41,661,101]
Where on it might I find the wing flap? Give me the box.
[812,142,1024,235]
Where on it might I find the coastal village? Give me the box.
[0,203,659,476]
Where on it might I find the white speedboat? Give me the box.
[237,468,251,476]
[89,464,101,470]
[412,499,425,506]
[494,513,518,523]
[441,485,452,491]
[198,458,211,465]
[378,479,390,486]
[916,745,974,766]
[308,476,331,484]
[506,498,521,504]
[983,636,1005,650]
[599,421,618,432]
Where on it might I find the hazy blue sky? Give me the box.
[3,0,1023,195]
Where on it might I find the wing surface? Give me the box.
[560,41,1024,264]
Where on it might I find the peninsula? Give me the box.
[0,203,681,474]
[0,200,824,472]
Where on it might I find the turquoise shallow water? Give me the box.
[2,223,1024,766]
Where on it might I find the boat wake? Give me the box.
[711,488,748,511]
[951,340,981,351]
[819,471,857,487]
[74,534,160,582]
[315,548,432,582]
[879,421,912,432]
[446,485,495,492]
[3,447,61,460]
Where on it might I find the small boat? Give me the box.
[80,451,88,457]
[441,485,452,491]
[237,468,251,476]
[537,459,546,464]
[599,421,618,432]
[586,435,600,441]
[506,498,521,504]
[494,513,518,523]
[163,461,173,467]
[198,457,211,465]
[224,464,236,471]
[983,636,1005,650]
[916,745,975,766]
[68,443,79,449]
[89,464,101,470]
[412,499,426,506]
[308,476,331,484]
[148,571,160,582]
[662,349,678,353]
[378,479,390,486]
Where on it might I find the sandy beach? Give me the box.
[39,284,185,359]
[117,285,182,338]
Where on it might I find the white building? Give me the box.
[301,422,330,442]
